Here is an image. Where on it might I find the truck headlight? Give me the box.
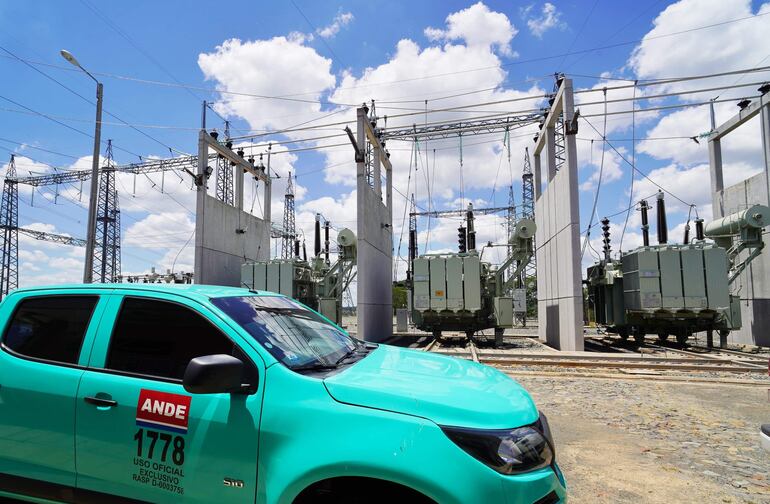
[442,412,554,475]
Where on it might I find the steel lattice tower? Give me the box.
[0,155,18,299]
[93,141,121,283]
[522,147,535,219]
[215,154,234,205]
[522,147,537,309]
[281,171,296,259]
[552,73,566,172]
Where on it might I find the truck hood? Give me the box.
[323,345,538,429]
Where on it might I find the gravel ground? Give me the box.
[517,375,770,503]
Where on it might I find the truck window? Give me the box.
[2,295,98,365]
[105,297,246,381]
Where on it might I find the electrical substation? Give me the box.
[2,74,770,354]
[4,3,770,500]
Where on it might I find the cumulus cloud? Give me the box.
[424,1,518,56]
[317,11,354,39]
[198,37,337,133]
[526,2,564,38]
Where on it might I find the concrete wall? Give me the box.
[194,194,269,286]
[534,166,584,351]
[722,172,770,346]
[356,175,393,342]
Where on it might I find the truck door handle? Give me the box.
[84,396,118,407]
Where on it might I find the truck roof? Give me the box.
[11,283,275,303]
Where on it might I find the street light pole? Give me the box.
[84,82,103,283]
[61,50,102,283]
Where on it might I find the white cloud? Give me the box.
[317,11,354,39]
[424,1,518,56]
[526,2,564,38]
[198,37,337,133]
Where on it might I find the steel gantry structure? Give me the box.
[0,150,222,298]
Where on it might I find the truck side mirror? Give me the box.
[183,354,244,394]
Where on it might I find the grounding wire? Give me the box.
[619,81,638,254]
[581,87,607,260]
[580,115,695,210]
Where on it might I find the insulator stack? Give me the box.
[458,226,467,253]
[639,199,650,247]
[601,217,611,260]
[656,190,668,244]
[695,218,704,241]
[314,214,321,257]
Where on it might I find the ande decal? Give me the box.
[136,389,191,434]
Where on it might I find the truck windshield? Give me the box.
[211,296,358,370]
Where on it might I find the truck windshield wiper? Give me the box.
[290,362,339,373]
[334,348,358,366]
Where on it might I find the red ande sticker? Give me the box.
[136,389,191,434]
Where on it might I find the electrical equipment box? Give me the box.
[622,247,661,310]
[446,256,464,312]
[413,257,430,312]
[266,262,280,293]
[254,262,267,291]
[658,246,683,308]
[494,297,514,327]
[319,297,338,325]
[681,247,707,309]
[241,263,255,289]
[513,288,526,314]
[429,257,447,311]
[703,245,729,309]
[279,262,293,297]
[463,255,482,312]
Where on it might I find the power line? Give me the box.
[0,44,188,156]
[563,0,666,71]
[2,11,768,104]
[580,115,695,210]
[289,0,346,67]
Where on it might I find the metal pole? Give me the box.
[83,82,103,283]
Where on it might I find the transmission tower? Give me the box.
[407,193,418,284]
[0,155,18,299]
[92,141,121,283]
[522,147,535,220]
[505,184,517,282]
[522,147,537,314]
[281,171,296,259]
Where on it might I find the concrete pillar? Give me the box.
[761,105,770,207]
[356,107,393,343]
[709,138,724,218]
[194,130,208,280]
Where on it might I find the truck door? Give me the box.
[75,293,262,504]
[0,293,104,499]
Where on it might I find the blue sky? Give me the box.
[1,0,769,286]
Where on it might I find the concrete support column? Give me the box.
[709,138,724,218]
[194,130,208,280]
[761,105,770,206]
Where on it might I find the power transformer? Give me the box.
[587,193,768,346]
[410,217,536,346]
[241,227,357,325]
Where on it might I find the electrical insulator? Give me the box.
[601,217,611,260]
[457,226,467,253]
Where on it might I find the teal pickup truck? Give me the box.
[0,284,566,503]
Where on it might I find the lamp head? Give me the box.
[60,49,81,68]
